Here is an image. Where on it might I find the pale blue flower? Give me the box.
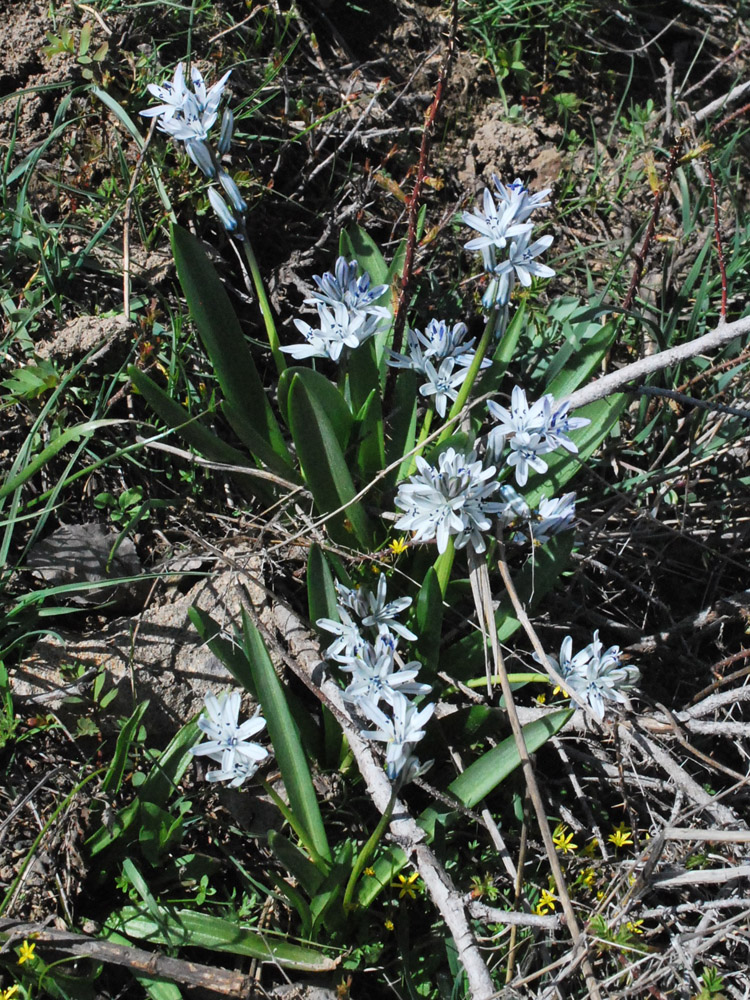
[463,187,533,253]
[308,257,390,317]
[491,231,555,287]
[493,176,551,224]
[316,606,366,662]
[281,301,369,361]
[359,574,416,641]
[141,62,231,143]
[419,358,469,417]
[191,691,269,786]
[530,492,576,544]
[388,319,491,375]
[541,398,590,454]
[339,634,430,708]
[359,692,435,780]
[395,448,505,554]
[538,632,639,721]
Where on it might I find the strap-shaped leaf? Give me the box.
[446,709,573,809]
[241,610,331,863]
[170,224,293,476]
[354,388,386,483]
[128,367,269,502]
[101,701,150,794]
[288,373,375,550]
[307,543,338,628]
[109,906,338,972]
[415,566,442,678]
[385,369,418,489]
[278,366,353,448]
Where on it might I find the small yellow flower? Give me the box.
[535,888,557,915]
[364,867,375,877]
[596,889,605,900]
[371,564,380,574]
[391,872,420,899]
[384,918,394,931]
[608,822,634,849]
[582,837,599,857]
[626,919,644,935]
[581,867,596,888]
[535,691,547,705]
[552,824,578,855]
[2,987,19,1000]
[17,939,35,965]
[389,537,408,556]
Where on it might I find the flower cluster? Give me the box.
[317,576,433,781]
[463,176,554,313]
[486,385,590,487]
[282,256,390,362]
[394,448,508,555]
[387,319,491,418]
[190,690,270,787]
[538,631,640,721]
[141,62,247,236]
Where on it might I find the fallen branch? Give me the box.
[0,920,252,996]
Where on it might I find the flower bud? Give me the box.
[185,139,216,178]
[218,108,234,155]
[208,186,238,233]
[218,170,247,214]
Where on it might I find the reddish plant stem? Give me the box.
[622,137,685,313]
[388,0,458,365]
[705,159,728,319]
[715,100,750,131]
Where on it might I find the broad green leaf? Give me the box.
[278,367,353,447]
[288,373,375,549]
[128,367,267,502]
[347,337,381,412]
[241,610,331,862]
[354,389,386,482]
[101,700,149,795]
[385,369,418,488]
[545,322,618,399]
[414,566,442,677]
[268,830,326,897]
[307,544,338,627]
[447,709,573,808]
[170,225,293,476]
[340,226,389,287]
[110,906,338,972]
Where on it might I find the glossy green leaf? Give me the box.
[104,931,183,1000]
[447,709,573,808]
[307,544,338,627]
[101,700,149,795]
[415,566,442,677]
[476,299,528,396]
[347,337,381,412]
[340,226,389,287]
[354,389,386,482]
[278,367,353,447]
[268,830,326,897]
[288,373,375,549]
[241,610,331,862]
[110,906,338,972]
[545,322,618,399]
[170,224,294,476]
[385,369,418,488]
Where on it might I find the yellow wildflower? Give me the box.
[17,940,35,965]
[581,867,596,888]
[384,918,394,931]
[608,822,634,849]
[626,920,644,935]
[535,888,557,915]
[2,987,19,1000]
[364,867,375,877]
[391,872,420,899]
[389,537,408,556]
[582,837,599,857]
[552,824,578,855]
[535,691,547,705]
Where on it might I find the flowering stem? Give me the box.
[239,234,287,375]
[433,536,455,596]
[342,785,398,913]
[437,310,502,446]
